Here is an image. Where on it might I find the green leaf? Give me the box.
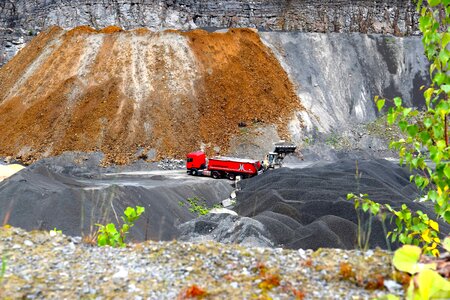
[362,202,369,212]
[399,120,408,131]
[402,107,412,117]
[415,176,425,188]
[394,97,402,107]
[105,223,118,234]
[428,0,441,7]
[423,117,433,128]
[419,131,431,144]
[416,269,450,299]
[97,234,107,246]
[407,125,418,137]
[434,73,446,85]
[444,164,450,179]
[439,49,449,65]
[433,125,444,139]
[419,15,432,30]
[370,203,380,215]
[416,0,423,11]
[376,99,385,112]
[393,245,422,274]
[136,206,145,215]
[436,139,446,149]
[122,223,130,234]
[442,84,450,94]
[443,32,450,49]
[124,207,136,219]
[387,112,396,124]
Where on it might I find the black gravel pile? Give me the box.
[234,159,448,250]
[0,158,232,241]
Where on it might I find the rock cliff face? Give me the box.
[261,33,428,138]
[1,0,418,66]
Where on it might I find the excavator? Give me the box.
[264,141,297,169]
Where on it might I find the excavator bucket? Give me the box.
[273,142,297,154]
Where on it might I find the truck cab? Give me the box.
[186,151,206,175]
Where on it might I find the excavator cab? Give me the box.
[266,141,297,169]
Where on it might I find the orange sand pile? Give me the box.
[0,26,301,164]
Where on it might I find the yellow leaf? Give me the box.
[422,229,432,243]
[437,185,448,196]
[431,249,440,257]
[428,219,440,232]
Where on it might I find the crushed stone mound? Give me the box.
[0,157,233,241]
[178,213,275,248]
[180,159,450,250]
[0,26,301,165]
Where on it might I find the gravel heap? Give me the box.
[157,159,186,170]
[0,226,403,299]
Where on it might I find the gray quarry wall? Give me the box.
[1,0,419,66]
[260,33,428,139]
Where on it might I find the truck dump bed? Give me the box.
[208,156,261,175]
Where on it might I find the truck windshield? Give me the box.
[186,158,193,162]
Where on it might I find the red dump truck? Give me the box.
[186,151,262,180]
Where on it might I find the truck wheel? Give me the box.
[191,169,198,176]
[227,173,236,181]
[212,171,220,179]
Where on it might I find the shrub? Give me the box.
[97,206,145,247]
[348,0,449,256]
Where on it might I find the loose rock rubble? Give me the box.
[157,159,185,170]
[0,226,403,299]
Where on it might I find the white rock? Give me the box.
[112,267,129,279]
[384,279,403,293]
[210,207,237,215]
[298,248,307,259]
[221,198,235,207]
[24,240,34,247]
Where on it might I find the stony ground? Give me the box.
[0,226,404,299]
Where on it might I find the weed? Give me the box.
[181,197,220,217]
[49,227,62,236]
[348,192,440,255]
[340,262,355,280]
[364,274,384,290]
[97,206,145,247]
[324,132,340,148]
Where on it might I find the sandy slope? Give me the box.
[0,26,300,164]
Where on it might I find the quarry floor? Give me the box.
[0,226,400,300]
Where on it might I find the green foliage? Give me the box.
[349,0,449,256]
[347,193,441,256]
[182,197,221,217]
[377,0,450,222]
[385,204,441,256]
[97,205,145,248]
[50,227,62,236]
[346,193,383,251]
[392,240,450,300]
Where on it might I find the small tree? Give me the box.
[349,0,449,256]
